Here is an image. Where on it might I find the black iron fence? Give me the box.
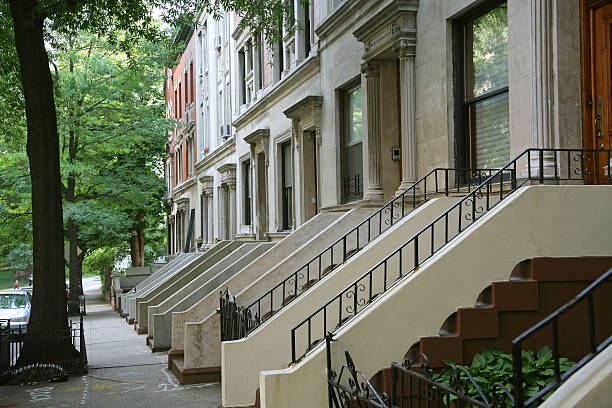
[511,266,612,408]
[292,148,612,363]
[219,289,258,341]
[221,168,501,342]
[326,334,511,408]
[67,295,86,317]
[0,316,86,374]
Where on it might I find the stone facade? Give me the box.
[165,0,584,255]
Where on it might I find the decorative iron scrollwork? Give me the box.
[328,350,389,408]
[344,284,367,314]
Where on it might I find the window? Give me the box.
[256,32,264,91]
[190,62,195,103]
[281,141,293,230]
[187,136,194,176]
[303,1,311,57]
[239,48,246,105]
[178,82,182,118]
[342,84,363,202]
[242,160,251,225]
[455,2,509,170]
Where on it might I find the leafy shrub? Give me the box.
[437,347,574,406]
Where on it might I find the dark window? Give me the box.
[257,32,264,90]
[239,48,246,105]
[455,2,509,171]
[281,142,293,230]
[243,160,251,225]
[304,1,311,57]
[342,84,363,202]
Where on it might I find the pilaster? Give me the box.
[363,62,384,201]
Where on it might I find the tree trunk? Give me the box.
[129,225,145,267]
[9,0,79,368]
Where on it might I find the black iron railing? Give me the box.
[220,289,258,341]
[344,173,363,203]
[511,266,612,408]
[291,148,612,363]
[67,295,86,317]
[325,333,511,408]
[224,168,499,340]
[0,316,86,374]
[326,335,390,408]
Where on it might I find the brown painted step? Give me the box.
[415,257,612,369]
[370,257,612,401]
[168,350,221,385]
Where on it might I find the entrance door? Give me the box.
[582,0,612,182]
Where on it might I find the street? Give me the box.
[0,276,221,407]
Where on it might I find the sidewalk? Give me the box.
[0,276,221,407]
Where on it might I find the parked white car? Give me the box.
[0,289,31,330]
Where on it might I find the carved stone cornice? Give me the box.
[283,95,323,119]
[218,163,237,186]
[175,197,190,211]
[199,175,214,196]
[244,128,270,166]
[353,0,418,62]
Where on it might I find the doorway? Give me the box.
[302,130,318,222]
[581,0,612,182]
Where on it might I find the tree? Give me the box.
[51,31,171,307]
[4,0,299,373]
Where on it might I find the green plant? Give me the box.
[437,347,575,406]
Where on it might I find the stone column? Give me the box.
[218,186,227,240]
[395,40,418,195]
[363,63,384,201]
[202,195,208,243]
[524,0,557,178]
[228,179,237,240]
[207,192,214,243]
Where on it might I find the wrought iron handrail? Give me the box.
[291,148,612,363]
[220,289,258,341]
[511,266,612,407]
[238,168,499,336]
[390,356,512,408]
[326,334,390,408]
[325,332,511,408]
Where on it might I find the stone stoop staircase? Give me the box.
[371,256,612,396]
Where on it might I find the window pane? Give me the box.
[283,143,292,187]
[466,4,508,99]
[471,92,510,168]
[347,87,362,145]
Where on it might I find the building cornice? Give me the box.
[194,136,236,171]
[172,177,197,197]
[232,54,320,129]
[243,128,270,145]
[353,0,418,61]
[316,0,365,39]
[283,95,323,119]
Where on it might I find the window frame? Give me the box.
[453,0,509,174]
[340,79,364,203]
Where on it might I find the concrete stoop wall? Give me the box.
[122,252,199,317]
[149,243,276,349]
[136,242,245,329]
[146,242,259,336]
[539,343,612,408]
[126,250,218,320]
[220,197,461,406]
[251,185,612,408]
[178,207,378,370]
[170,212,344,352]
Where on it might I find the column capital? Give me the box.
[361,61,380,77]
[396,39,416,59]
